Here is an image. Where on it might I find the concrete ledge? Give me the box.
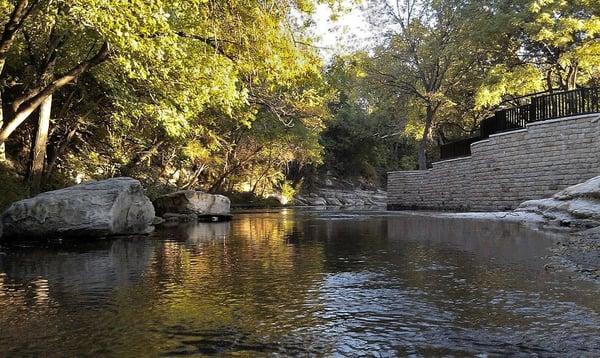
[489,128,528,138]
[470,139,490,149]
[387,203,472,212]
[388,170,428,175]
[432,155,472,166]
[526,113,600,127]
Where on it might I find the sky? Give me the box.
[310,2,374,61]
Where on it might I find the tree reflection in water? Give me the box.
[1,210,600,356]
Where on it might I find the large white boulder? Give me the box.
[153,190,230,219]
[517,176,600,228]
[0,177,155,239]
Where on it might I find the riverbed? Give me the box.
[1,209,599,356]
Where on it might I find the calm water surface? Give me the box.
[1,209,600,356]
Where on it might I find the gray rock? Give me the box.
[293,195,308,205]
[517,176,600,228]
[553,176,600,201]
[308,197,327,206]
[162,212,198,222]
[1,177,155,239]
[325,197,343,206]
[294,188,388,208]
[153,190,230,218]
[339,197,356,206]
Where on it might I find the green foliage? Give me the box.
[0,0,336,199]
[476,65,545,108]
[359,0,493,168]
[2,0,600,200]
[319,55,419,182]
[475,0,600,106]
[0,163,29,211]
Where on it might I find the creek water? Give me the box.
[1,209,600,356]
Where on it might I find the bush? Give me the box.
[0,162,30,211]
[227,191,284,208]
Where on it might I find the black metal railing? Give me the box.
[481,87,600,138]
[440,87,600,160]
[439,136,480,160]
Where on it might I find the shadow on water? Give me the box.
[0,210,599,356]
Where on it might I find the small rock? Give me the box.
[152,216,166,225]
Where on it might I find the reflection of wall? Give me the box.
[386,215,552,262]
[388,114,600,211]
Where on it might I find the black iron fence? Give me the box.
[440,87,600,160]
[439,136,480,160]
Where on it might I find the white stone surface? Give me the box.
[516,175,600,227]
[434,211,545,223]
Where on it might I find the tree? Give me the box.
[319,54,419,182]
[476,0,600,107]
[0,0,110,146]
[0,0,337,197]
[364,0,488,169]
[0,0,40,160]
[28,93,50,194]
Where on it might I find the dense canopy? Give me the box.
[0,0,598,206]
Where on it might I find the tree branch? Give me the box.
[0,42,110,143]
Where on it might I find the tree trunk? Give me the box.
[0,42,109,145]
[0,1,34,66]
[183,165,205,190]
[44,123,78,181]
[0,0,38,161]
[418,105,434,170]
[567,63,578,90]
[29,94,51,194]
[208,145,264,193]
[251,167,270,194]
[0,95,4,162]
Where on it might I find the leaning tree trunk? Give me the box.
[29,94,51,194]
[0,42,109,146]
[418,106,434,170]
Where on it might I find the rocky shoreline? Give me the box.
[294,188,387,208]
[514,177,600,283]
[0,178,232,241]
[544,227,600,282]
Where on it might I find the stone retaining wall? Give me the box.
[388,114,600,211]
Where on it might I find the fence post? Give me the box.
[529,98,536,124]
